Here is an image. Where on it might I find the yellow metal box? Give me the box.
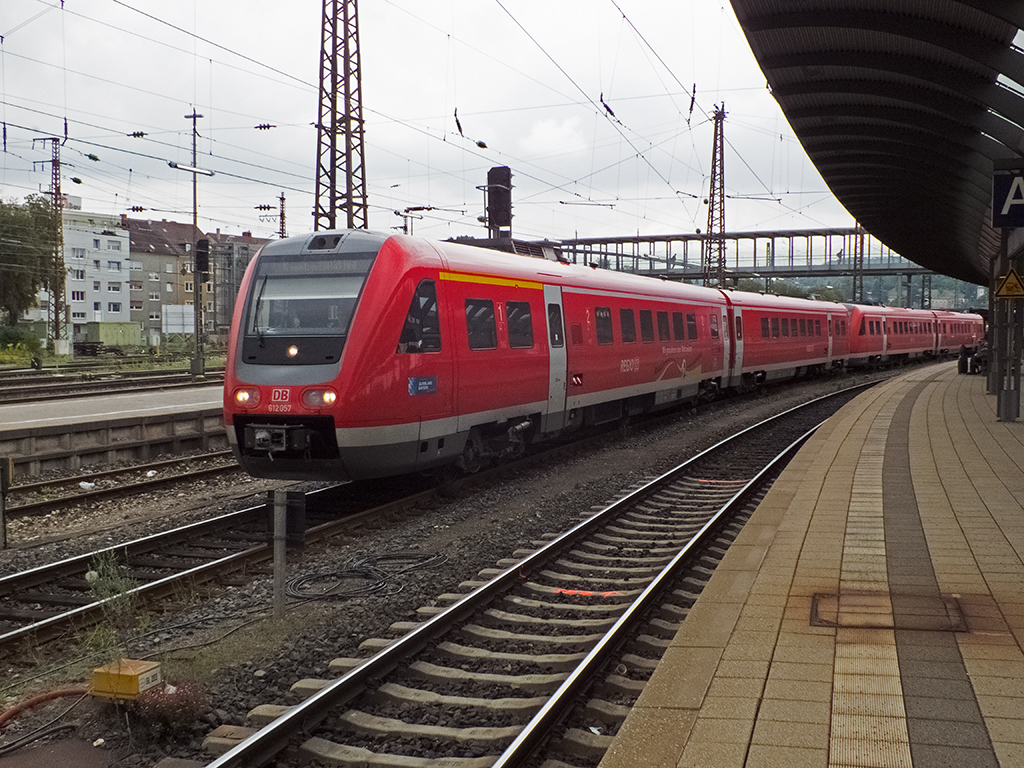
[92,659,162,700]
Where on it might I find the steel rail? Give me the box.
[490,426,817,766]
[204,385,870,768]
[9,451,235,495]
[7,462,240,518]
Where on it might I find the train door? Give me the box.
[724,300,743,388]
[826,314,834,366]
[542,284,568,432]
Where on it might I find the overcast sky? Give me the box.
[1,0,854,243]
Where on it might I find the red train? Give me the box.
[223,230,984,481]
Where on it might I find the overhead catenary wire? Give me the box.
[1,2,844,241]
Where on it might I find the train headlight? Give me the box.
[302,388,337,408]
[234,388,261,407]
[287,345,299,358]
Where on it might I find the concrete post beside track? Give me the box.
[0,456,11,549]
[272,489,287,620]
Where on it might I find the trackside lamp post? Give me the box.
[170,111,215,379]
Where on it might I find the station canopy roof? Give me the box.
[729,1,1024,285]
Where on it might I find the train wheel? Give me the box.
[460,435,483,474]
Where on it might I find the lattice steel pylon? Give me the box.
[45,138,66,347]
[852,225,865,303]
[314,0,368,231]
[703,104,726,287]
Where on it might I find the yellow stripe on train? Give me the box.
[439,271,544,291]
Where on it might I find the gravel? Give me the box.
[0,373,891,765]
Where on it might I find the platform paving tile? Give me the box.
[899,694,983,723]
[769,642,834,666]
[744,744,828,768]
[972,694,1024,721]
[677,738,750,768]
[832,691,905,719]
[963,675,1024,699]
[762,677,832,703]
[688,716,755,746]
[718,631,777,662]
[751,718,828,750]
[987,716,1024,745]
[599,708,694,768]
[712,659,770,681]
[701,670,768,699]
[765,660,832,684]
[907,744,998,768]
[694,695,760,722]
[906,717,993,749]
[632,646,722,711]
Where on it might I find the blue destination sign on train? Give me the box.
[993,161,1024,228]
[408,377,438,395]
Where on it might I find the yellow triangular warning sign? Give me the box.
[996,268,1024,298]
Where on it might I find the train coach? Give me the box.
[223,230,981,482]
[846,305,984,368]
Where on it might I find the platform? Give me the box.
[0,386,224,477]
[601,361,1024,768]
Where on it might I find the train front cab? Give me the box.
[225,231,461,481]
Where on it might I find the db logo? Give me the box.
[271,388,290,403]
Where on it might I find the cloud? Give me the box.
[518,116,588,159]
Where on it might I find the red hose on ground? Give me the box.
[0,688,90,731]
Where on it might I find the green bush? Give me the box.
[0,327,41,364]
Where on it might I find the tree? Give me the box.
[0,195,58,325]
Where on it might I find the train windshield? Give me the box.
[247,251,376,338]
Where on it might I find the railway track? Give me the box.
[0,367,224,405]
[201,384,872,768]
[5,450,240,518]
[0,474,437,654]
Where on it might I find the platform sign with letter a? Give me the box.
[993,162,1024,228]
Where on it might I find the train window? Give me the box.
[397,280,441,353]
[781,318,789,338]
[547,304,564,348]
[639,310,655,342]
[620,309,637,343]
[735,316,743,340]
[687,313,698,340]
[841,319,846,336]
[506,301,534,349]
[709,313,719,339]
[815,319,822,336]
[771,317,780,338]
[828,317,832,337]
[465,299,497,350]
[798,318,806,336]
[595,307,614,345]
[657,311,671,341]
[672,312,685,340]
[858,318,866,336]
[761,317,770,338]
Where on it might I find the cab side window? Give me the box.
[397,279,441,353]
[506,301,534,349]
[466,299,497,350]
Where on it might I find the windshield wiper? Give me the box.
[252,276,268,348]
